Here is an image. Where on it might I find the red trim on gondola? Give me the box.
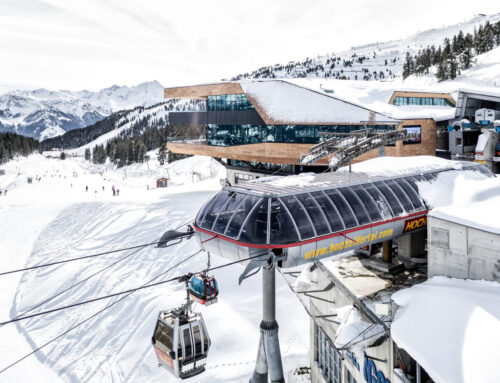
[193,210,429,249]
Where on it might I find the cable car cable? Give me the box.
[0,252,269,326]
[0,248,203,375]
[0,242,155,329]
[1,221,192,328]
[0,236,192,277]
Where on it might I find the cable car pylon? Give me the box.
[247,254,285,383]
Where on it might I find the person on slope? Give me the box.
[86,185,88,192]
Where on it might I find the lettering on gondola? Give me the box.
[403,216,427,233]
[304,229,393,260]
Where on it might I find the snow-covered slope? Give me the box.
[0,81,165,141]
[229,13,500,83]
[0,154,309,383]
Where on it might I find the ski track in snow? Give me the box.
[0,154,309,383]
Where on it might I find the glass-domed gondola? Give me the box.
[152,307,210,379]
[188,273,219,305]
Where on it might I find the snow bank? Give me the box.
[392,276,500,383]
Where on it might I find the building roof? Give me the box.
[391,276,500,383]
[164,78,500,123]
[322,256,391,298]
[240,79,398,124]
[285,78,457,121]
[428,176,500,234]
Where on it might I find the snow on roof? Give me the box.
[238,156,487,198]
[285,78,456,120]
[240,80,397,124]
[391,276,500,383]
[322,256,391,298]
[428,175,500,234]
[337,155,463,176]
[284,76,500,121]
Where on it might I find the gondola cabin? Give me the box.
[188,274,219,305]
[152,309,210,379]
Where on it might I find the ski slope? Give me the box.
[0,154,309,383]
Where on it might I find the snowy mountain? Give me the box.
[227,13,500,82]
[41,98,204,153]
[0,81,165,141]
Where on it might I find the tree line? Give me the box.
[0,132,40,164]
[403,20,500,81]
[88,123,203,167]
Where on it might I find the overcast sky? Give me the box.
[0,0,498,91]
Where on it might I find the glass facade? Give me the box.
[393,96,454,107]
[207,94,254,111]
[207,124,397,146]
[316,326,343,383]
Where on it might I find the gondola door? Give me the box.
[177,318,210,378]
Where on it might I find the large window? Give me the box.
[403,126,421,145]
[316,326,343,383]
[207,124,397,146]
[393,96,454,107]
[207,94,254,111]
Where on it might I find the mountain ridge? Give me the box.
[0,81,165,141]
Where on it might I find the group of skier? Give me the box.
[84,184,120,196]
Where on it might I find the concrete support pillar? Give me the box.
[382,240,392,263]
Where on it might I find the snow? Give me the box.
[391,276,500,383]
[427,175,500,234]
[0,154,310,382]
[240,80,397,124]
[333,305,384,363]
[337,155,463,176]
[233,14,500,85]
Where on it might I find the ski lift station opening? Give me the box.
[194,162,493,267]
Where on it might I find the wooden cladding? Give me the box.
[167,141,329,165]
[164,83,244,99]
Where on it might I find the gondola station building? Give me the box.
[192,154,499,383]
[164,79,500,183]
[164,79,500,383]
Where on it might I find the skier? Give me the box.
[86,185,88,192]
[113,189,116,196]
[102,186,105,191]
[117,189,120,196]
